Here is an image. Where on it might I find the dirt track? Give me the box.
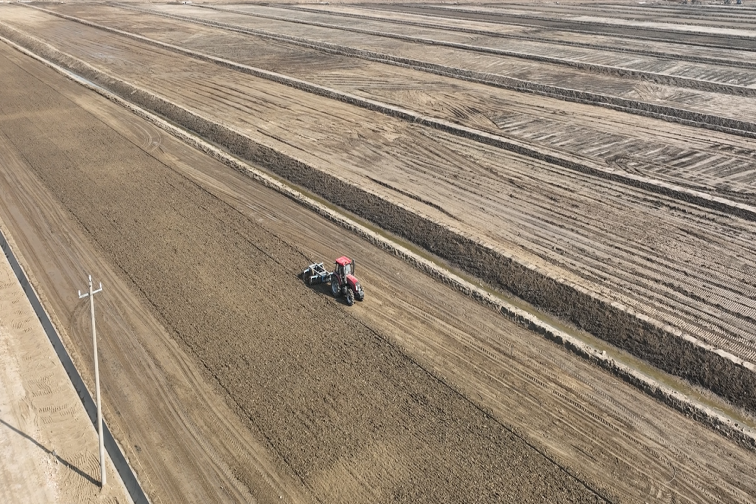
[0,246,131,504]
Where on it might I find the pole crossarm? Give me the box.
[78,279,102,299]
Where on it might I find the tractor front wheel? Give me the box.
[331,280,341,297]
[346,288,355,306]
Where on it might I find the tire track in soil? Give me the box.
[428,3,756,33]
[96,5,756,207]
[116,2,756,137]
[498,3,756,27]
[379,302,722,503]
[78,4,756,206]
[218,3,756,70]
[20,5,756,216]
[377,4,756,50]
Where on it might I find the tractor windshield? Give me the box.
[343,263,352,277]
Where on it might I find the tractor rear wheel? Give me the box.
[346,288,355,306]
[331,280,341,297]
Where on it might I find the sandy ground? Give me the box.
[0,24,755,504]
[0,236,131,504]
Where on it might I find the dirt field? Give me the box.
[2,1,756,407]
[1,2,756,503]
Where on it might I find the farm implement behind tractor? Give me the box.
[303,256,365,306]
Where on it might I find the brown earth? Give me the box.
[3,3,755,413]
[0,37,604,504]
[2,22,756,504]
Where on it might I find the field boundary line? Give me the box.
[2,30,753,451]
[22,4,756,224]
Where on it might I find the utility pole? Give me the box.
[78,275,105,488]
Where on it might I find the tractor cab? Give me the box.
[335,256,354,279]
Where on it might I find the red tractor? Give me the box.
[330,256,365,306]
[302,256,365,306]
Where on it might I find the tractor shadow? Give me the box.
[297,272,356,305]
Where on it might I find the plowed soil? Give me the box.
[0,37,606,504]
[3,2,756,411]
[2,3,756,504]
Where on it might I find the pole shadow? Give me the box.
[0,416,100,487]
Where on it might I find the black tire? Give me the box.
[346,288,355,306]
[331,280,341,297]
